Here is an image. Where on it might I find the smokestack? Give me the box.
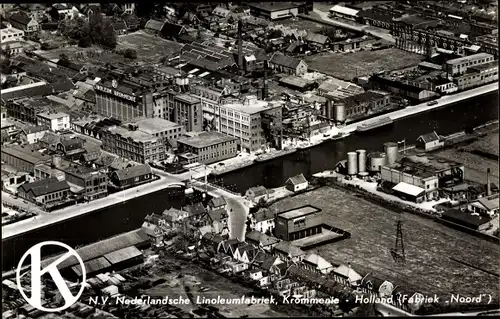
[487,168,491,196]
[262,60,268,99]
[238,20,243,76]
[197,25,201,40]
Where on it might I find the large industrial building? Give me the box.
[247,2,312,20]
[275,205,323,241]
[444,53,495,76]
[176,131,239,165]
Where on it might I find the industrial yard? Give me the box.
[304,48,425,80]
[116,31,184,62]
[434,131,499,185]
[267,187,499,303]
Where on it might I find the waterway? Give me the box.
[2,92,498,271]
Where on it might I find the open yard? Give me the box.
[116,31,183,63]
[268,187,499,305]
[305,48,425,80]
[434,132,499,185]
[278,17,335,34]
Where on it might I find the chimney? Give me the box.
[262,60,268,99]
[238,20,243,76]
[487,168,491,196]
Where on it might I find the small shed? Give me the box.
[392,182,425,203]
[285,173,309,192]
[416,131,443,151]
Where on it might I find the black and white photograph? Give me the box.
[1,1,499,317]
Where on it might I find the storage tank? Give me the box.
[334,102,346,123]
[368,152,386,172]
[356,149,367,173]
[384,142,399,166]
[347,152,358,175]
[52,155,62,168]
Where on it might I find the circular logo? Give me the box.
[112,79,118,89]
[16,241,86,312]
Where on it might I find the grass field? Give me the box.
[278,17,336,34]
[305,48,425,80]
[116,31,184,63]
[434,132,499,185]
[268,187,499,303]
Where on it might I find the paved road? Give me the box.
[226,197,249,241]
[311,9,396,43]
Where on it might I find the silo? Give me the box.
[368,152,386,172]
[384,142,399,166]
[356,149,367,173]
[347,152,358,175]
[334,102,346,123]
[52,155,62,168]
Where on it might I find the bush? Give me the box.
[123,48,137,59]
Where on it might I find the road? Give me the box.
[226,197,249,241]
[310,9,396,43]
[2,167,247,240]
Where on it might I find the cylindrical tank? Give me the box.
[334,102,346,123]
[384,142,399,166]
[52,155,62,168]
[368,152,386,172]
[356,149,367,173]
[347,152,358,175]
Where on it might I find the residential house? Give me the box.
[245,185,269,203]
[201,232,225,254]
[269,53,308,76]
[467,194,499,217]
[441,209,492,231]
[226,260,249,273]
[161,22,187,40]
[60,164,108,201]
[304,32,330,50]
[208,196,227,212]
[18,126,47,144]
[234,243,258,263]
[109,164,153,190]
[17,177,70,207]
[260,255,284,282]
[302,253,334,275]
[36,111,70,131]
[273,241,305,262]
[9,12,40,34]
[332,264,362,287]
[183,202,208,222]
[245,230,280,252]
[250,208,275,234]
[39,131,61,152]
[202,207,229,235]
[112,21,128,35]
[416,131,444,151]
[141,213,166,246]
[247,269,270,287]
[285,173,308,192]
[212,6,234,21]
[56,138,87,160]
[219,238,240,255]
[144,19,166,36]
[162,207,189,226]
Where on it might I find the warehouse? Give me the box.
[392,182,426,203]
[248,2,309,20]
[275,205,323,241]
[329,5,359,21]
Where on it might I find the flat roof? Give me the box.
[133,117,182,134]
[446,53,493,65]
[36,111,69,120]
[248,2,301,12]
[107,126,160,143]
[278,205,321,220]
[177,131,238,149]
[222,97,281,115]
[174,94,200,104]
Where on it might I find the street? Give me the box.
[226,197,249,241]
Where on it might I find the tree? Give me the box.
[268,29,283,39]
[59,53,69,62]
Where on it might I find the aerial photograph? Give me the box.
[1,1,499,318]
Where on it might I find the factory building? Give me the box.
[213,96,283,152]
[176,131,239,165]
[275,205,323,241]
[453,60,498,91]
[173,94,203,132]
[248,2,311,20]
[444,53,495,76]
[94,78,155,123]
[381,154,464,201]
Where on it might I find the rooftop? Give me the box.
[107,126,160,143]
[278,205,321,220]
[133,117,182,135]
[36,111,69,120]
[1,145,52,165]
[445,53,494,65]
[177,131,238,149]
[222,96,280,114]
[248,2,303,12]
[174,94,200,104]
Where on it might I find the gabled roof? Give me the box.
[112,164,152,181]
[417,131,440,143]
[245,230,280,247]
[274,241,304,258]
[22,126,47,135]
[269,53,305,69]
[303,253,333,271]
[183,202,207,217]
[113,21,127,31]
[248,185,268,197]
[475,195,499,212]
[18,177,70,197]
[286,173,308,186]
[209,196,226,208]
[261,255,281,271]
[161,22,186,38]
[162,207,187,221]
[392,182,425,197]
[305,32,329,45]
[333,264,362,282]
[145,19,165,32]
[9,12,32,26]
[253,209,275,223]
[39,131,61,146]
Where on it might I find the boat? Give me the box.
[356,117,394,133]
[255,148,297,162]
[330,133,345,140]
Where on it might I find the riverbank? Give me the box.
[207,83,498,176]
[1,175,183,240]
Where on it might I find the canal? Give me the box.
[2,92,498,271]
